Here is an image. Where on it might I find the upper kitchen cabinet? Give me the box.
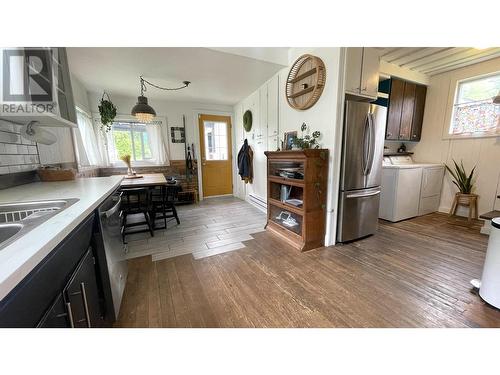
[54,48,77,124]
[0,47,77,127]
[345,47,380,101]
[267,74,279,139]
[385,77,427,141]
[258,84,267,139]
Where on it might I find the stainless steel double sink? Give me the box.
[0,199,79,251]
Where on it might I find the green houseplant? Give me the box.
[98,92,117,132]
[446,159,479,219]
[445,159,476,194]
[292,122,321,149]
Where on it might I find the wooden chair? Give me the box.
[449,192,478,221]
[120,187,154,243]
[150,185,181,230]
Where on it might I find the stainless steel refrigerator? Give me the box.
[337,99,386,242]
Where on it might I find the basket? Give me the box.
[37,168,76,182]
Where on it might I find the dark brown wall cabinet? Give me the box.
[385,77,427,141]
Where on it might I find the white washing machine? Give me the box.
[379,155,445,222]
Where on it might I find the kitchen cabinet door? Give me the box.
[267,75,279,138]
[386,78,405,140]
[253,137,268,201]
[37,293,71,328]
[399,82,416,140]
[360,47,380,99]
[345,48,363,95]
[410,84,427,141]
[64,248,102,328]
[258,84,268,139]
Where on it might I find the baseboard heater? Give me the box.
[247,193,267,213]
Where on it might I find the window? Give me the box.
[203,120,228,160]
[75,108,103,167]
[449,73,500,136]
[106,120,169,166]
[110,122,152,161]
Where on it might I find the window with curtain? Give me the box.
[449,73,500,136]
[106,120,170,166]
[75,108,104,167]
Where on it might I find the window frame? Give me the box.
[447,71,500,139]
[93,114,167,167]
[111,121,152,162]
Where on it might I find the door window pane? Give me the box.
[204,121,228,160]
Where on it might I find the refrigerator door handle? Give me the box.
[346,189,381,199]
[365,113,376,176]
[362,115,370,175]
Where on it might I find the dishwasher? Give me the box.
[97,191,128,319]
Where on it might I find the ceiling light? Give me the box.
[131,76,190,123]
[493,91,500,104]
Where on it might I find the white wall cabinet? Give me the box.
[345,47,380,100]
[267,75,279,139]
[234,71,282,208]
[258,85,267,139]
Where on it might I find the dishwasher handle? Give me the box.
[101,196,122,218]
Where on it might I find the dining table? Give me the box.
[119,173,181,231]
[120,173,169,188]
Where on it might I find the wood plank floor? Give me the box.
[115,210,500,327]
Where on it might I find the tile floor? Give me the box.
[124,196,266,261]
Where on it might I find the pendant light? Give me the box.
[131,76,190,123]
[493,91,500,104]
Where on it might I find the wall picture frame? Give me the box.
[170,126,185,143]
[283,131,297,150]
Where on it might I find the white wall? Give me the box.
[87,92,233,162]
[411,57,500,215]
[234,47,345,246]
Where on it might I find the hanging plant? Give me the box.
[98,91,117,132]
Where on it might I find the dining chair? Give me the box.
[150,185,181,230]
[119,187,154,243]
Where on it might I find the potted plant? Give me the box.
[446,159,478,216]
[291,122,321,149]
[98,92,117,132]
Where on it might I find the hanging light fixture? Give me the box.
[131,76,190,123]
[493,91,500,104]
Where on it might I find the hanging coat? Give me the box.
[237,139,253,184]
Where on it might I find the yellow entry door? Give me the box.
[198,114,233,197]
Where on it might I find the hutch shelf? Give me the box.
[264,149,329,251]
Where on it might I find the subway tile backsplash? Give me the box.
[0,120,40,175]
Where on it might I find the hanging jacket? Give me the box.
[237,139,253,184]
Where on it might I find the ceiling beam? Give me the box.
[381,47,425,63]
[418,48,500,73]
[379,60,430,85]
[426,50,500,76]
[397,47,451,66]
[403,48,466,69]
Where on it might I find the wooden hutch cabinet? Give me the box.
[264,149,329,251]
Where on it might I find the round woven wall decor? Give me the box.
[285,54,326,110]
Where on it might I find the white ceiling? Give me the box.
[67,47,288,106]
[377,47,500,76]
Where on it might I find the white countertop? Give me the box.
[0,176,123,301]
